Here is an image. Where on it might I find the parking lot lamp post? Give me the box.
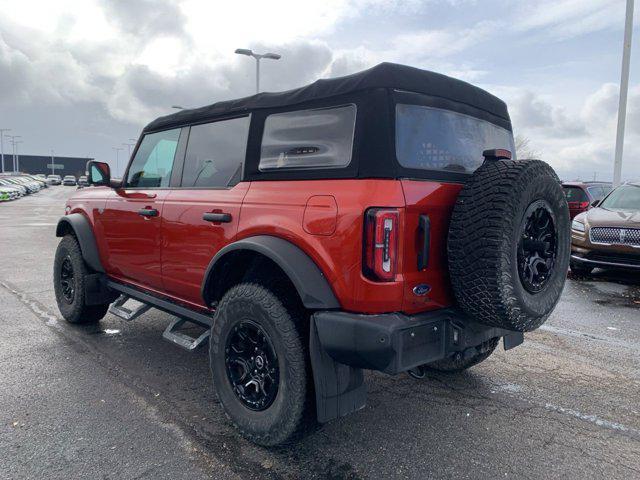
[0,128,10,173]
[14,140,22,172]
[123,142,135,161]
[613,0,634,187]
[50,150,56,175]
[234,49,281,94]
[6,135,20,172]
[113,147,123,177]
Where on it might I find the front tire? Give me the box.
[53,235,109,324]
[209,283,312,446]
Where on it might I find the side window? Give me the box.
[259,104,356,171]
[181,116,250,188]
[126,129,180,188]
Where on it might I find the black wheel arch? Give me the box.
[56,214,104,273]
[201,235,340,310]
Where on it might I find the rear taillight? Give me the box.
[363,208,399,282]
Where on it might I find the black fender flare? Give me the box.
[201,235,340,310]
[56,214,104,273]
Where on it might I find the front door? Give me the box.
[100,127,181,291]
[161,116,251,307]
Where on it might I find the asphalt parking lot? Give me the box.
[1,186,639,480]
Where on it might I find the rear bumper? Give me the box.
[312,308,523,375]
[310,308,524,422]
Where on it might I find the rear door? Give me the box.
[394,96,516,312]
[161,116,251,307]
[99,128,181,291]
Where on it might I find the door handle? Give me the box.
[417,214,430,270]
[138,208,159,217]
[203,212,232,223]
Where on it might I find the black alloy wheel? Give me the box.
[517,200,558,293]
[225,320,279,411]
[60,256,75,303]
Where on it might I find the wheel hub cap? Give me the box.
[517,200,558,293]
[224,321,279,411]
[60,256,75,303]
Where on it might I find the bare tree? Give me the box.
[514,135,540,160]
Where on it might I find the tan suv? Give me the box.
[570,182,640,273]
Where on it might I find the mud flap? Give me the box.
[84,273,117,306]
[310,316,367,423]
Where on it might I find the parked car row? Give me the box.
[0,173,49,201]
[569,181,640,273]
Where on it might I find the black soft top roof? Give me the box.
[143,62,509,133]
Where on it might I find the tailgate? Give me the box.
[400,179,462,313]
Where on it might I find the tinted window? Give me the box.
[563,186,588,202]
[396,104,515,173]
[260,105,356,171]
[182,116,250,188]
[126,128,180,188]
[599,185,640,211]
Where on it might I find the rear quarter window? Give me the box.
[259,104,356,171]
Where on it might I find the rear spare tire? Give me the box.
[448,160,570,332]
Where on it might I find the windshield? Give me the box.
[599,184,640,211]
[396,104,515,173]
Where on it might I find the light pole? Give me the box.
[0,128,10,173]
[234,48,281,93]
[123,142,135,161]
[613,0,634,187]
[50,150,56,175]
[113,147,123,177]
[6,135,21,172]
[14,140,22,172]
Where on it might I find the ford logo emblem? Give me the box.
[413,284,431,296]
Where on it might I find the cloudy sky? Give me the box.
[1,0,639,180]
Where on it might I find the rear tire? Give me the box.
[424,338,500,373]
[448,160,570,332]
[209,282,313,446]
[53,235,109,324]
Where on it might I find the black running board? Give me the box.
[106,281,213,351]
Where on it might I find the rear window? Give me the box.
[395,105,515,174]
[259,104,356,171]
[563,186,588,202]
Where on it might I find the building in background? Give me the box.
[4,155,93,178]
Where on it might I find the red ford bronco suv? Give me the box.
[53,63,569,446]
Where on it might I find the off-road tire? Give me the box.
[209,282,313,446]
[53,235,109,324]
[570,261,593,276]
[425,338,500,373]
[448,160,570,332]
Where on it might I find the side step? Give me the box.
[162,318,211,351]
[108,294,152,321]
[105,284,212,352]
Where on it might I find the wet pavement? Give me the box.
[1,186,639,479]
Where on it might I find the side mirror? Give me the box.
[87,161,111,186]
[591,199,600,208]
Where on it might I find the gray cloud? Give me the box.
[100,0,188,39]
